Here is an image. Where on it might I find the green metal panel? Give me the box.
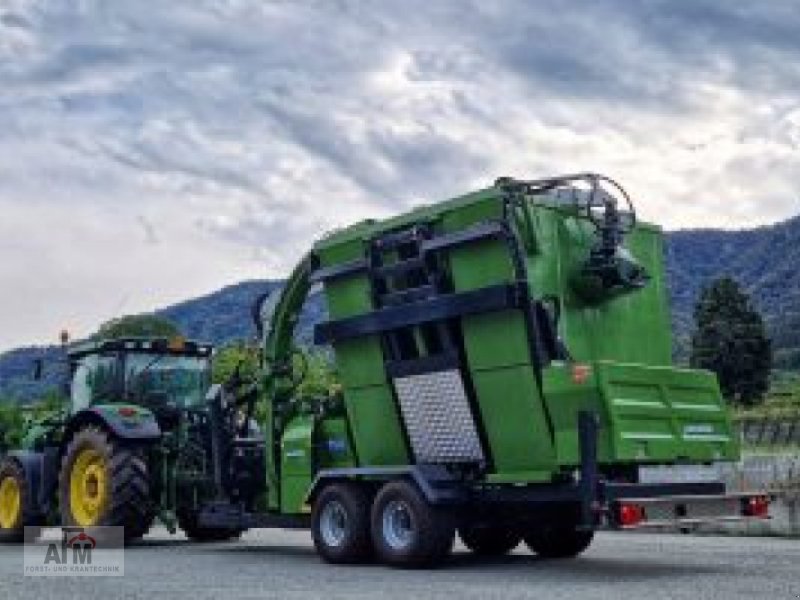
[595,361,738,463]
[341,385,408,465]
[335,337,387,388]
[316,417,357,470]
[459,311,531,370]
[280,415,313,514]
[541,364,612,466]
[321,269,409,466]
[542,361,737,466]
[440,195,504,233]
[313,189,500,254]
[471,366,555,479]
[323,276,372,320]
[315,232,366,268]
[280,415,359,514]
[525,205,672,366]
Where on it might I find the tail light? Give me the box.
[617,502,646,527]
[742,495,770,518]
[571,363,592,384]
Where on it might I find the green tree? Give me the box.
[94,314,182,340]
[0,402,24,451]
[296,350,339,398]
[212,343,260,385]
[690,277,772,406]
[33,390,67,418]
[212,344,338,395]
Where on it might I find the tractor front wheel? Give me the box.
[59,427,153,541]
[0,458,41,543]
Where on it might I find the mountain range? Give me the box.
[2,214,799,402]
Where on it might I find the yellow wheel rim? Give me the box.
[0,475,21,530]
[69,448,108,526]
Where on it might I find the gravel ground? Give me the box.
[1,528,798,600]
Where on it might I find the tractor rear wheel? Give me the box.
[459,522,521,556]
[59,427,154,541]
[0,458,41,543]
[371,480,455,568]
[311,482,373,564]
[177,508,243,542]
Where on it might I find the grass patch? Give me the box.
[735,370,800,420]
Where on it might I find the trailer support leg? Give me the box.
[578,411,599,528]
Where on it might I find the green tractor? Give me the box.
[0,337,253,543]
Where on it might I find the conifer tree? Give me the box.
[690,277,771,406]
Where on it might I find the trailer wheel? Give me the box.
[0,458,41,544]
[371,480,455,568]
[311,482,373,564]
[177,509,243,542]
[59,427,154,541]
[459,523,521,556]
[523,525,594,559]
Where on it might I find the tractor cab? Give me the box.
[67,337,213,417]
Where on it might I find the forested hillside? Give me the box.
[0,280,325,403]
[3,214,799,402]
[666,215,800,367]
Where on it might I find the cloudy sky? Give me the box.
[1,0,799,350]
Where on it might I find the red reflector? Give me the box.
[117,407,137,418]
[571,363,592,384]
[743,496,769,518]
[618,503,645,527]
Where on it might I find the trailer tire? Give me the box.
[0,458,41,544]
[59,427,154,542]
[371,480,455,569]
[523,525,594,559]
[177,509,243,543]
[312,482,373,564]
[459,523,521,556]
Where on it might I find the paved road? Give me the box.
[1,529,798,600]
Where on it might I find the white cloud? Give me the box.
[0,0,799,349]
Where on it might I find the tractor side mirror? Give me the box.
[32,358,44,381]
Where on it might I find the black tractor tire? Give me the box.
[0,458,41,544]
[523,525,594,559]
[59,427,154,542]
[311,482,373,564]
[459,523,521,556]
[371,480,455,569]
[177,508,243,543]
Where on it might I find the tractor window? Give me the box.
[125,354,211,408]
[71,354,121,410]
[71,361,92,411]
